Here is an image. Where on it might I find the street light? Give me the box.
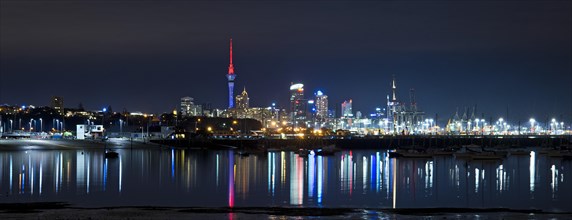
[503,122,507,134]
[40,118,43,132]
[468,121,472,134]
[9,119,13,132]
[119,119,123,138]
[102,107,107,137]
[529,118,536,134]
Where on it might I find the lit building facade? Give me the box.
[180,97,202,117]
[315,90,328,122]
[341,100,353,118]
[51,96,64,115]
[289,83,306,122]
[235,87,249,109]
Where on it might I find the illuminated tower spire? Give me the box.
[228,39,235,75]
[227,38,236,108]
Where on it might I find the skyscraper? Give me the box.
[235,87,249,109]
[180,97,202,117]
[315,90,328,122]
[51,96,64,115]
[180,97,193,117]
[289,83,306,121]
[341,100,353,118]
[226,38,236,109]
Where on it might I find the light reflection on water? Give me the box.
[0,148,570,212]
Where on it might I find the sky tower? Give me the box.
[227,38,236,108]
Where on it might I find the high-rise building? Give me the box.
[180,97,202,117]
[289,83,306,121]
[315,90,328,122]
[180,97,193,116]
[235,87,249,109]
[226,38,236,109]
[307,99,316,122]
[51,96,64,115]
[341,99,353,118]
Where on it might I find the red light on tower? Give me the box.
[228,38,235,75]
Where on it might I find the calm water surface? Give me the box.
[0,148,570,212]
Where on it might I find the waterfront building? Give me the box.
[235,87,249,109]
[227,38,237,109]
[51,96,64,115]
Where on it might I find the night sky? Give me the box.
[1,1,571,123]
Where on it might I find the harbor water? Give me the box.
[0,147,570,213]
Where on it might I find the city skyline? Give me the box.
[1,1,570,122]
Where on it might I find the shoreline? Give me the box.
[1,137,571,151]
[1,203,570,219]
[0,138,162,151]
[150,135,572,150]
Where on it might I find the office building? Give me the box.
[180,97,202,117]
[315,90,328,122]
[289,83,306,122]
[235,87,249,109]
[341,99,353,118]
[51,96,64,115]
